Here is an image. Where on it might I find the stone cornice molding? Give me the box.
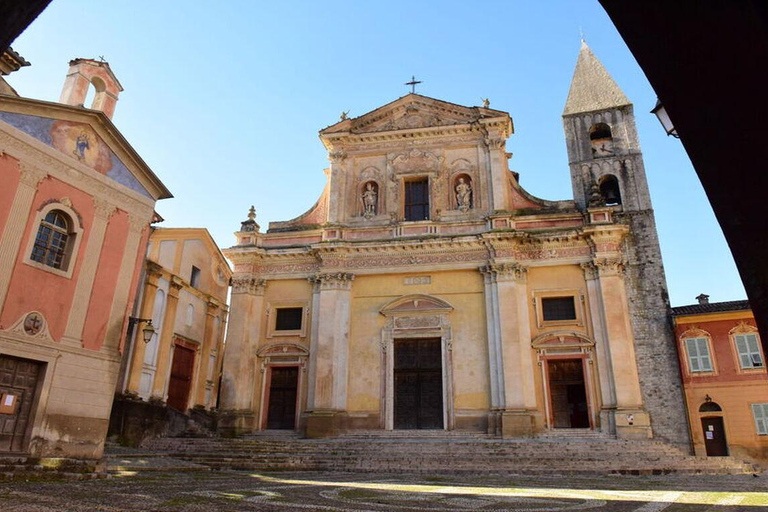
[583,224,629,254]
[231,276,267,296]
[310,272,354,291]
[0,124,156,216]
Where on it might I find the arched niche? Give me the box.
[359,180,380,219]
[589,122,614,157]
[599,174,622,206]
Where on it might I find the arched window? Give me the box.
[599,175,622,206]
[30,210,73,269]
[144,288,165,366]
[589,123,614,157]
[186,303,195,326]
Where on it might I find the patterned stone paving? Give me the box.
[1,470,767,511]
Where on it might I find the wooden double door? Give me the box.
[394,338,444,430]
[0,356,43,453]
[548,358,590,429]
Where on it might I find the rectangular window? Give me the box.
[541,297,577,321]
[734,333,763,368]
[275,307,303,331]
[752,403,768,435]
[685,337,713,372]
[404,179,429,221]
[190,265,201,288]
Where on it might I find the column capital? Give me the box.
[310,272,354,291]
[480,262,527,282]
[593,256,625,277]
[580,261,599,281]
[232,275,266,295]
[168,276,184,297]
[127,212,148,234]
[93,197,117,220]
[18,162,47,188]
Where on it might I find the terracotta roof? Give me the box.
[671,300,751,316]
[563,41,631,116]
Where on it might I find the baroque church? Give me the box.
[219,43,689,448]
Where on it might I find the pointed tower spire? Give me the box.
[563,41,630,116]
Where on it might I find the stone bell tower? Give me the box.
[562,42,691,448]
[59,58,123,119]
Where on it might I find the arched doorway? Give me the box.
[699,399,728,456]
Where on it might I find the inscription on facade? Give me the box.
[404,276,431,285]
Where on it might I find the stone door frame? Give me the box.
[256,343,309,431]
[380,295,454,431]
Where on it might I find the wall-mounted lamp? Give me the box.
[651,99,679,138]
[128,316,155,344]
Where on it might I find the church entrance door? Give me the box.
[701,416,728,456]
[266,367,299,430]
[394,338,443,429]
[548,358,590,428]
[0,356,43,453]
[167,345,195,411]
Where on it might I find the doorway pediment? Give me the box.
[380,294,454,317]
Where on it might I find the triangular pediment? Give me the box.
[321,94,510,136]
[0,96,171,201]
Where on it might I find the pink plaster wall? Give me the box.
[118,224,149,353]
[0,177,94,339]
[80,210,128,350]
[0,154,20,236]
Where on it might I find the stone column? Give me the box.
[218,276,266,435]
[305,272,353,438]
[0,163,46,311]
[126,262,163,393]
[581,261,618,434]
[593,256,651,439]
[150,277,183,397]
[496,263,537,437]
[480,265,504,435]
[195,300,220,406]
[62,198,116,347]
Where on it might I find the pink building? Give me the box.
[0,54,171,458]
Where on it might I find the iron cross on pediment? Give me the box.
[405,75,422,94]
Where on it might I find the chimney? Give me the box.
[696,293,710,305]
[59,58,124,119]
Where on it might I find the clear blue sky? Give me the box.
[6,0,746,307]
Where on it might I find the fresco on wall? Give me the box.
[0,112,151,199]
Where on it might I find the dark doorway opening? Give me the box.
[701,416,728,456]
[0,355,44,453]
[548,358,590,428]
[267,367,299,430]
[167,345,195,411]
[394,338,443,429]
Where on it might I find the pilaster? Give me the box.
[150,277,183,398]
[195,300,220,407]
[61,198,116,347]
[485,135,510,211]
[305,272,354,438]
[0,163,46,311]
[218,276,266,435]
[126,261,163,393]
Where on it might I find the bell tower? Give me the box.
[562,42,691,449]
[562,41,652,212]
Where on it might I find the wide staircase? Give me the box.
[127,430,760,476]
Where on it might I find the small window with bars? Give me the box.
[752,403,768,435]
[734,333,763,369]
[275,307,303,331]
[684,337,714,373]
[541,297,577,322]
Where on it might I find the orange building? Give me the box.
[0,55,171,458]
[672,295,768,464]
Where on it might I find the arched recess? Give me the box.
[589,122,614,157]
[359,180,380,219]
[531,331,598,431]
[379,295,454,430]
[256,343,309,431]
[599,174,622,206]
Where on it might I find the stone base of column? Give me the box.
[614,409,652,440]
[599,408,617,435]
[304,410,347,438]
[500,409,535,438]
[217,410,258,437]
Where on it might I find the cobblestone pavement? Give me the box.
[2,467,768,512]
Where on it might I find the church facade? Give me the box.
[220,44,689,447]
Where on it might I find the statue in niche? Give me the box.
[362,182,378,218]
[455,177,472,212]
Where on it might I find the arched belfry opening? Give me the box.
[599,174,622,206]
[589,123,614,157]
